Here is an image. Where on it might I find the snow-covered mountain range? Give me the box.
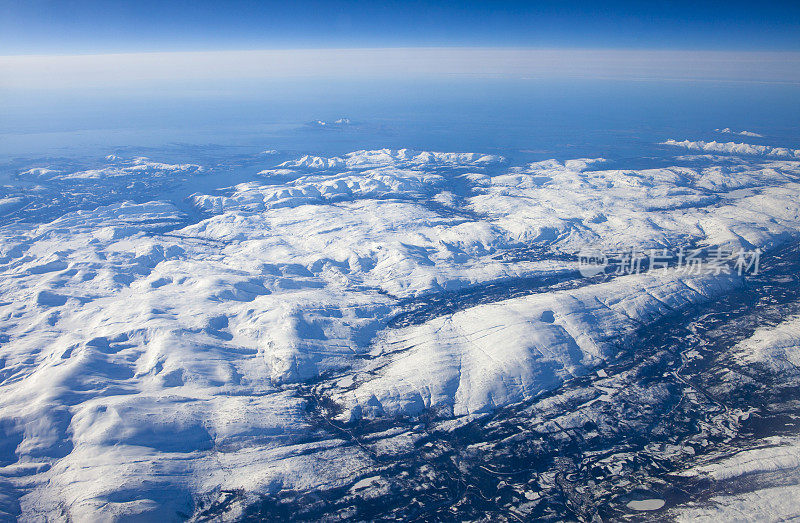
[1,143,799,520]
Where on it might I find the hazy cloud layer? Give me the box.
[3,48,800,89]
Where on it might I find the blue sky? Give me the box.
[1,0,799,54]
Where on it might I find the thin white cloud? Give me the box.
[2,48,800,89]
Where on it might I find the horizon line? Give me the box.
[6,46,800,58]
[3,48,800,89]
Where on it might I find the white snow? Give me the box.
[675,439,800,482]
[16,157,202,181]
[663,139,800,159]
[57,158,203,180]
[277,148,504,170]
[731,314,800,372]
[1,146,800,519]
[674,483,800,522]
[330,268,742,418]
[667,316,800,521]
[0,198,23,214]
[715,128,764,138]
[627,499,665,511]
[672,438,800,522]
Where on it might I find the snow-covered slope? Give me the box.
[662,139,800,159]
[669,315,800,522]
[276,148,503,170]
[731,313,800,372]
[329,268,742,419]
[18,157,203,181]
[672,436,800,522]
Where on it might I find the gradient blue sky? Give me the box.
[1,0,799,54]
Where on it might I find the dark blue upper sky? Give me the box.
[1,0,799,54]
